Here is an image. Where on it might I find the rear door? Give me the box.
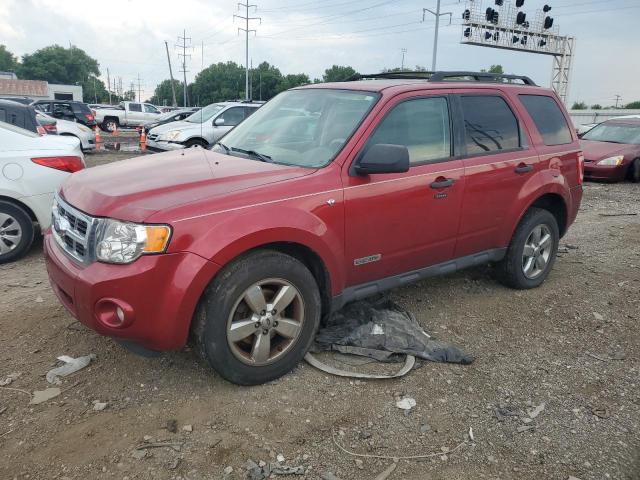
[453,91,541,257]
[343,92,465,286]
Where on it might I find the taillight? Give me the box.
[32,156,84,173]
[43,124,57,135]
[577,152,584,185]
[36,126,46,136]
[85,113,95,121]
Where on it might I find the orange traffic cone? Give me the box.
[112,124,119,137]
[140,128,146,152]
[94,125,102,151]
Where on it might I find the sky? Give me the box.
[1,0,639,106]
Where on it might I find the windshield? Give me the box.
[212,89,379,168]
[185,103,224,123]
[157,110,183,121]
[582,122,640,145]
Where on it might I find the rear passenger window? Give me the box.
[519,95,573,145]
[460,96,520,155]
[129,103,142,112]
[367,97,451,165]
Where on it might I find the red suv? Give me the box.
[44,72,583,385]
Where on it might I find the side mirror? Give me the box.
[214,117,225,126]
[354,144,410,175]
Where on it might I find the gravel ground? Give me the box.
[1,149,638,480]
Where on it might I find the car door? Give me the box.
[53,102,75,122]
[211,107,246,141]
[127,103,144,125]
[452,91,541,258]
[143,103,160,122]
[343,92,465,286]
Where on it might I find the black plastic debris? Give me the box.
[313,297,474,365]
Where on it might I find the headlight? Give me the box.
[597,155,624,166]
[158,130,182,141]
[95,219,171,264]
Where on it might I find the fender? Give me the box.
[171,203,346,296]
[500,169,570,246]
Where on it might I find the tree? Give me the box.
[82,75,111,103]
[0,45,17,72]
[250,62,284,100]
[571,101,587,110]
[17,45,99,85]
[148,79,183,106]
[591,104,602,110]
[625,101,640,109]
[277,73,311,94]
[322,65,358,82]
[480,64,503,74]
[191,61,246,105]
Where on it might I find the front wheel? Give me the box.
[495,208,559,289]
[193,250,321,385]
[184,138,207,148]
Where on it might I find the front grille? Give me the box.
[148,134,159,141]
[52,195,97,264]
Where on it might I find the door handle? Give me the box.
[430,177,455,189]
[515,163,534,174]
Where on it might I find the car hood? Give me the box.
[148,120,194,134]
[579,139,638,161]
[60,148,313,222]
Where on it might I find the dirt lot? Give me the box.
[1,148,639,480]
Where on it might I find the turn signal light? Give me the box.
[143,226,172,253]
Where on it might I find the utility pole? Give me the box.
[234,2,260,100]
[401,48,407,70]
[176,29,192,107]
[92,76,97,103]
[107,68,112,104]
[614,94,622,108]
[137,74,142,103]
[165,41,178,107]
[130,82,136,101]
[423,1,452,71]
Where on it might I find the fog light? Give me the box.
[116,306,125,323]
[95,298,134,328]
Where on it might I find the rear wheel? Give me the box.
[0,201,35,264]
[628,158,640,183]
[495,208,559,289]
[101,118,119,132]
[193,250,321,385]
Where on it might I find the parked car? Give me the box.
[37,112,96,152]
[31,100,96,127]
[35,111,58,135]
[146,101,261,150]
[0,120,85,263]
[44,72,583,385]
[0,99,45,135]
[577,114,640,135]
[94,101,161,131]
[141,108,199,134]
[580,118,640,182]
[0,96,34,105]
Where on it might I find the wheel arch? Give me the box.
[0,195,38,224]
[183,136,209,147]
[529,193,568,237]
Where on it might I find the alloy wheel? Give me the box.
[226,278,305,366]
[0,212,23,256]
[522,224,553,279]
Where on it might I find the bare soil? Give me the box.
[1,149,638,480]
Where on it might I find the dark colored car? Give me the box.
[31,100,96,127]
[0,99,45,134]
[0,96,34,105]
[580,118,640,182]
[141,108,199,133]
[44,71,583,385]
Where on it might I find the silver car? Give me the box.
[36,112,96,151]
[146,101,261,151]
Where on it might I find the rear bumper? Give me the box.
[583,163,626,182]
[44,232,221,351]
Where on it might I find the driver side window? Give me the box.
[367,97,452,165]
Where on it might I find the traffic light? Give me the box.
[462,9,470,20]
[464,27,472,37]
[538,39,547,47]
[495,0,504,5]
[486,7,499,23]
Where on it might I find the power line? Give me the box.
[176,29,192,107]
[234,2,261,100]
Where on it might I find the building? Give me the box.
[0,76,83,102]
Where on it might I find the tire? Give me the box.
[193,250,321,385]
[0,201,35,264]
[495,207,559,289]
[184,138,207,148]
[101,118,119,132]
[628,158,640,183]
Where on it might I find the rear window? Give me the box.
[460,95,520,155]
[519,95,572,146]
[71,103,90,113]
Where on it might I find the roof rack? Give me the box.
[346,70,537,86]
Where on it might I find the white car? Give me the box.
[578,114,640,135]
[146,101,262,151]
[0,121,85,263]
[36,112,96,151]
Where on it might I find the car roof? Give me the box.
[605,118,640,126]
[296,79,551,96]
[0,99,32,109]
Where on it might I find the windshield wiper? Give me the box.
[231,147,272,162]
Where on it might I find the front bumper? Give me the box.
[146,138,186,152]
[583,162,626,182]
[44,232,220,351]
